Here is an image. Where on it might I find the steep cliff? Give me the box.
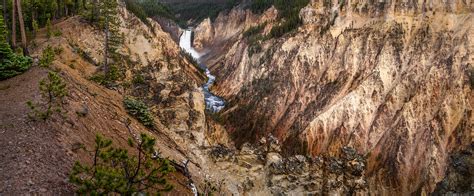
[197,0,474,194]
[194,4,278,65]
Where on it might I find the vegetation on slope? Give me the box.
[70,134,175,194]
[160,0,238,26]
[124,0,175,26]
[124,97,155,128]
[0,11,31,80]
[249,0,309,38]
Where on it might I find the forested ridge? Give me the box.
[0,0,122,80]
[0,0,173,81]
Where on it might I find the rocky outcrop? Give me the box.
[204,0,473,194]
[205,135,368,195]
[152,16,183,43]
[433,144,474,195]
[193,5,277,65]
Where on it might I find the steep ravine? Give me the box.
[193,0,474,194]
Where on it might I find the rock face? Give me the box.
[206,136,368,195]
[200,0,474,194]
[193,5,278,64]
[433,144,474,195]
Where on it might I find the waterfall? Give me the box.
[179,30,201,60]
[179,29,225,113]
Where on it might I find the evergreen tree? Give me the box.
[99,0,121,75]
[46,17,52,38]
[32,18,38,37]
[0,10,13,60]
[70,133,175,195]
[0,10,31,80]
[27,71,67,120]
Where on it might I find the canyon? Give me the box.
[192,0,474,195]
[0,0,472,195]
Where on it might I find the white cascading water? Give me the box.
[179,29,225,113]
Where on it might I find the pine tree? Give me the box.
[0,11,13,60]
[69,133,175,195]
[39,71,67,105]
[46,18,52,38]
[27,71,67,120]
[100,0,121,72]
[0,11,31,80]
[32,19,38,37]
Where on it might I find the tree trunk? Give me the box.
[3,0,9,43]
[16,0,27,54]
[56,0,61,18]
[103,16,109,73]
[11,0,16,48]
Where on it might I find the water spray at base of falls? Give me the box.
[179,29,225,113]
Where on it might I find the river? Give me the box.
[179,29,225,113]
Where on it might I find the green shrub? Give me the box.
[53,29,62,37]
[124,97,154,128]
[132,73,145,85]
[27,71,68,120]
[268,16,302,38]
[89,64,123,86]
[70,134,175,195]
[243,23,266,38]
[0,13,32,80]
[46,18,52,38]
[39,45,55,68]
[53,46,63,55]
[0,55,32,80]
[32,19,39,37]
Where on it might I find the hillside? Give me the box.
[0,4,204,194]
[159,0,239,25]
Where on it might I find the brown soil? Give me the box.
[0,67,74,194]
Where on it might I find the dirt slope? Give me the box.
[0,11,202,196]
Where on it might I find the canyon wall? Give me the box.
[196,0,474,194]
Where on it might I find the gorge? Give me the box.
[0,0,472,195]
[192,0,473,194]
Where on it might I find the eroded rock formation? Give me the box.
[196,0,474,194]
